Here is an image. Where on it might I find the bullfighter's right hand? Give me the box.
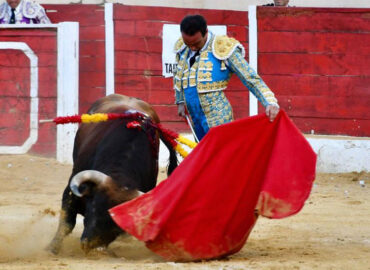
[177,103,186,117]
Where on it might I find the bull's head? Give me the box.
[69,170,143,253]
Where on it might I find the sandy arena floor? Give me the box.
[0,154,369,270]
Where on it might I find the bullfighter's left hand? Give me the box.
[265,104,280,122]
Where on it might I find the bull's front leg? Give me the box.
[47,186,79,254]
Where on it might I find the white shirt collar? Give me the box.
[7,0,22,13]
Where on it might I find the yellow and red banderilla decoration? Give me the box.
[44,112,197,158]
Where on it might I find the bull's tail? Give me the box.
[159,132,178,176]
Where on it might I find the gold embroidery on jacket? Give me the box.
[197,72,212,82]
[198,61,213,71]
[197,80,228,92]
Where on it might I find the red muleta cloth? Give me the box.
[109,110,316,261]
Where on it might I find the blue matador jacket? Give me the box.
[173,32,279,139]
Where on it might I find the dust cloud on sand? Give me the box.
[0,154,369,270]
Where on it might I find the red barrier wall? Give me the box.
[46,4,369,136]
[45,4,106,114]
[0,28,57,155]
[1,5,368,158]
[258,7,370,136]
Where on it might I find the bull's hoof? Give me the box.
[81,239,113,256]
[45,240,61,255]
[81,239,92,254]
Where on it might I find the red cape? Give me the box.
[109,110,316,261]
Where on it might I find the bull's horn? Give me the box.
[69,170,110,197]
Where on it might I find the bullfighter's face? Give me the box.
[181,29,208,52]
[6,0,21,9]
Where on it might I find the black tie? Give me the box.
[9,8,16,24]
[189,51,199,67]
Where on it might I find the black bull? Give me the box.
[47,94,178,254]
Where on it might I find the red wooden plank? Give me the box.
[0,51,29,67]
[258,7,370,32]
[115,77,148,92]
[38,97,57,116]
[115,20,136,36]
[147,90,177,105]
[227,75,250,89]
[79,71,105,88]
[80,41,105,56]
[159,121,189,133]
[115,51,162,72]
[38,84,57,98]
[115,89,149,102]
[115,69,163,76]
[115,36,162,53]
[278,95,369,119]
[0,51,56,67]
[0,36,57,51]
[0,97,30,145]
[39,67,57,83]
[0,70,56,99]
[225,91,250,109]
[0,100,30,120]
[80,25,105,41]
[262,75,370,98]
[0,115,30,130]
[0,68,28,81]
[259,32,370,55]
[0,52,56,69]
[0,127,29,145]
[114,5,248,26]
[115,75,172,91]
[134,20,165,37]
[44,4,104,25]
[37,52,57,67]
[78,87,106,114]
[153,105,181,122]
[227,26,248,42]
[80,56,105,72]
[291,117,370,137]
[259,53,370,76]
[0,80,30,97]
[112,41,244,71]
[0,29,57,37]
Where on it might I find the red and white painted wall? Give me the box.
[0,4,369,172]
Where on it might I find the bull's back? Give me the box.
[88,94,160,123]
[75,94,160,157]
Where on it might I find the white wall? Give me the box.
[307,136,370,173]
[18,0,370,9]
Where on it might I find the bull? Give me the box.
[47,94,178,254]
